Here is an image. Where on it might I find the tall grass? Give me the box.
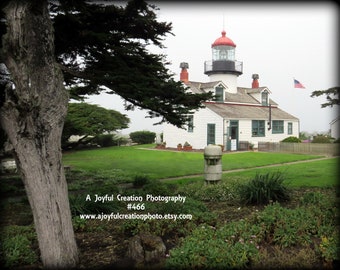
[237,171,290,205]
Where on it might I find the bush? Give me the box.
[166,196,338,269]
[133,174,150,187]
[166,220,261,269]
[69,193,122,216]
[177,180,239,203]
[281,136,301,143]
[237,171,290,205]
[129,130,156,144]
[312,135,331,143]
[93,134,129,147]
[93,134,116,147]
[0,225,38,268]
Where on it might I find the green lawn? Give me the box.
[225,157,339,187]
[169,157,339,188]
[62,144,323,180]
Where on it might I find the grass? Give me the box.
[225,158,339,187]
[62,144,324,180]
[166,158,339,188]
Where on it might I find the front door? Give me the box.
[226,120,239,151]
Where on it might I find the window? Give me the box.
[207,124,216,145]
[252,120,265,137]
[227,47,235,60]
[215,85,224,102]
[272,120,284,134]
[188,115,194,132]
[288,122,293,134]
[212,46,235,61]
[261,91,268,106]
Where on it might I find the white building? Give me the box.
[163,30,299,150]
[330,116,340,139]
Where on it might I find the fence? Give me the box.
[258,142,339,156]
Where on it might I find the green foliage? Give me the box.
[310,86,339,108]
[72,216,88,232]
[254,203,315,247]
[0,225,38,268]
[299,191,326,205]
[312,135,332,143]
[62,103,129,148]
[129,131,156,144]
[281,136,301,142]
[133,174,150,187]
[51,0,212,127]
[299,132,309,140]
[93,134,115,147]
[120,180,217,237]
[66,168,134,188]
[252,198,338,250]
[121,198,216,237]
[139,180,178,196]
[69,193,122,216]
[166,194,338,269]
[166,221,261,269]
[319,234,340,263]
[92,134,129,147]
[237,171,290,205]
[177,180,239,203]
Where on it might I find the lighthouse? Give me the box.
[204,30,243,93]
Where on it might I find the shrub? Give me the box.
[237,171,290,205]
[69,193,122,216]
[166,220,261,269]
[121,198,217,237]
[177,180,239,203]
[129,130,156,144]
[252,201,338,250]
[93,134,129,147]
[133,174,150,187]
[281,136,301,143]
[141,180,173,196]
[312,135,331,143]
[319,234,340,263]
[0,225,38,268]
[93,134,115,147]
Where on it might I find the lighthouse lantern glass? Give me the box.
[212,45,235,61]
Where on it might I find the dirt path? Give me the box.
[159,155,337,182]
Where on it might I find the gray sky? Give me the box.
[87,1,338,135]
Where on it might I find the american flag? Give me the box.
[294,79,305,89]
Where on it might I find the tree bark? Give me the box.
[1,1,79,268]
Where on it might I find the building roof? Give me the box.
[188,82,278,106]
[205,102,299,120]
[189,81,222,92]
[212,30,236,47]
[188,80,296,120]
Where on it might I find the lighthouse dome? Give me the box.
[212,30,236,47]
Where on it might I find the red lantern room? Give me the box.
[204,30,242,77]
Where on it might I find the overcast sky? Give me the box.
[87,1,338,135]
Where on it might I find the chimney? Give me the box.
[180,62,189,83]
[252,74,259,88]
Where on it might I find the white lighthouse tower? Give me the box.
[204,30,243,93]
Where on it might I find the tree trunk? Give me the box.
[1,1,79,268]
